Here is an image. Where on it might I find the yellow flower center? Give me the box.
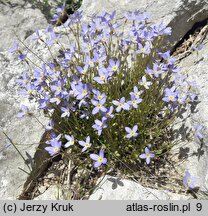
[98,95,102,100]
[97,104,102,108]
[82,90,87,95]
[119,103,123,107]
[146,153,150,158]
[53,147,59,152]
[89,61,93,65]
[23,79,27,83]
[57,87,61,91]
[112,66,117,71]
[141,48,145,53]
[28,90,32,94]
[100,75,105,80]
[85,143,89,147]
[132,101,136,105]
[98,157,103,162]
[187,179,191,183]
[82,70,86,74]
[130,131,135,135]
[169,95,174,100]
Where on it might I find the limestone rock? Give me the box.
[0,51,49,199]
[89,176,191,200]
[0,0,48,52]
[34,185,64,200]
[0,0,49,200]
[171,32,208,191]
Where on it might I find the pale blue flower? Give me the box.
[90,149,107,168]
[139,147,155,164]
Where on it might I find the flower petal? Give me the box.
[146,157,150,164]
[145,147,150,154]
[94,161,102,168]
[139,154,146,159]
[125,127,132,133]
[99,149,104,158]
[90,154,99,161]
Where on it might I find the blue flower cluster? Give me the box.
[12,8,197,168]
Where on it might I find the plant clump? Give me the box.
[11,8,198,184]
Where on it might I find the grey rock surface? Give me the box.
[0,51,49,199]
[171,32,208,191]
[80,0,208,48]
[89,176,191,200]
[0,0,48,52]
[34,185,64,200]
[0,0,49,199]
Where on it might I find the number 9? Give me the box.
[196,203,202,211]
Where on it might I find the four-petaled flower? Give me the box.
[92,89,106,101]
[64,135,74,148]
[130,86,143,98]
[125,125,139,138]
[183,171,197,189]
[19,83,34,96]
[136,43,150,55]
[93,68,109,84]
[75,83,89,100]
[90,149,107,168]
[45,139,62,156]
[112,97,130,112]
[91,98,107,114]
[92,118,108,136]
[77,65,89,75]
[108,59,120,72]
[139,147,155,164]
[61,106,70,117]
[103,106,114,119]
[16,72,28,86]
[162,87,178,102]
[128,95,142,108]
[139,76,152,89]
[79,136,92,152]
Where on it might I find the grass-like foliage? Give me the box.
[11,8,198,178]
